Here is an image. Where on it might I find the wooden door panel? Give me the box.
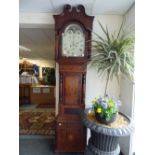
[67,124,86,150]
[56,122,86,151]
[63,74,82,105]
[56,123,67,150]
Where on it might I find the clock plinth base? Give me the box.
[55,115,86,152]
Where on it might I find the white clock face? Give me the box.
[62,24,85,57]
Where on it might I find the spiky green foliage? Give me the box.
[90,21,134,95]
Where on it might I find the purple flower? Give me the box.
[103,102,108,109]
[99,98,104,103]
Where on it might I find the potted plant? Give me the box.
[90,21,134,124]
[92,95,121,124]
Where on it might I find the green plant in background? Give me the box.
[90,21,135,96]
[93,96,121,121]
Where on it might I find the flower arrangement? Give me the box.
[92,95,121,123]
[89,21,134,124]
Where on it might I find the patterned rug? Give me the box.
[36,103,55,108]
[19,108,55,136]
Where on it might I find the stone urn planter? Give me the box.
[81,108,134,155]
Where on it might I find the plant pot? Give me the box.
[95,112,117,124]
[81,108,134,155]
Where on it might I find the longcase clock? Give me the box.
[54,4,94,152]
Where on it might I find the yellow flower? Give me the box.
[109,101,113,107]
[96,108,102,113]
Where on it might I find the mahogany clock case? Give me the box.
[54,4,94,152]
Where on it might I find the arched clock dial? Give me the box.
[62,24,85,57]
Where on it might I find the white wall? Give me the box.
[119,4,135,155]
[55,63,59,115]
[19,12,54,28]
[124,4,135,32]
